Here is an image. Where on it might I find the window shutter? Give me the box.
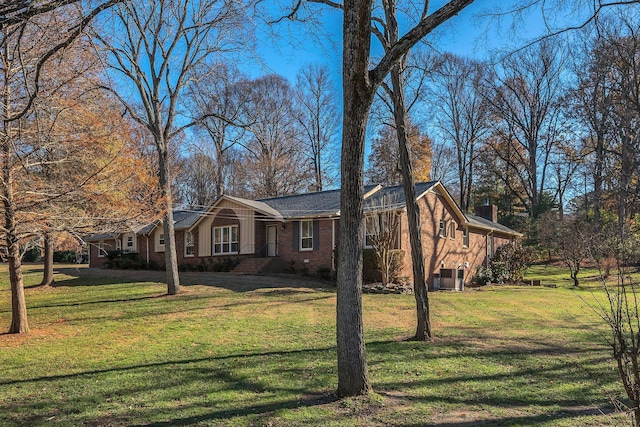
[313,220,320,251]
[292,221,299,251]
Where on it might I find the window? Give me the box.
[300,220,313,251]
[214,225,238,254]
[159,233,165,245]
[439,220,446,238]
[97,241,106,258]
[364,215,378,248]
[449,222,456,239]
[115,239,121,251]
[489,235,495,257]
[185,231,195,256]
[463,228,469,248]
[127,236,134,248]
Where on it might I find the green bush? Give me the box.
[53,251,76,263]
[474,241,532,285]
[23,247,42,262]
[105,251,146,270]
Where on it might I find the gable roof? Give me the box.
[137,209,206,235]
[466,214,523,237]
[363,181,438,213]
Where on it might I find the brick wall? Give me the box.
[277,218,336,275]
[88,239,117,268]
[398,192,516,288]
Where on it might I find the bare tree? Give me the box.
[483,39,568,218]
[238,74,311,198]
[294,63,339,192]
[431,54,490,212]
[184,63,248,201]
[94,0,249,294]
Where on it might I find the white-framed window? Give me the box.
[463,228,469,248]
[97,241,106,258]
[300,220,313,251]
[364,215,377,249]
[185,231,195,257]
[449,222,456,239]
[214,225,238,254]
[439,220,446,238]
[127,236,134,248]
[159,233,165,245]
[115,239,122,251]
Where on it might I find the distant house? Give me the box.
[86,181,521,289]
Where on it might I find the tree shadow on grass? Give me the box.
[54,268,336,293]
[0,338,621,426]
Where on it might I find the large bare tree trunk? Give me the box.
[40,231,55,286]
[3,145,29,333]
[158,144,180,295]
[336,0,374,398]
[389,65,432,341]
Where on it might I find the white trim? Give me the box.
[213,225,239,255]
[97,241,106,257]
[184,230,195,257]
[300,219,313,251]
[463,227,469,248]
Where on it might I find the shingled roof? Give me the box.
[363,182,438,212]
[134,209,206,235]
[258,184,380,219]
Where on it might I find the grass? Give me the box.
[0,264,632,426]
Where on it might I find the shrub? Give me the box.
[362,248,404,284]
[210,257,239,272]
[53,250,76,263]
[316,266,332,280]
[23,247,42,262]
[473,241,532,285]
[105,251,146,270]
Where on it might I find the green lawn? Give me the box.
[0,264,631,426]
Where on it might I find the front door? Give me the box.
[267,225,277,257]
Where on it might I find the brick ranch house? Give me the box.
[86,181,521,289]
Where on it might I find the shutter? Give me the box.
[292,221,299,251]
[313,220,320,251]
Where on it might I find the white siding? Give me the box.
[154,226,165,253]
[197,200,256,256]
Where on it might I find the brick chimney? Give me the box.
[475,203,498,222]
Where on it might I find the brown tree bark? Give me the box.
[336,0,374,398]
[390,66,431,340]
[40,232,55,286]
[158,144,180,295]
[336,0,475,397]
[381,0,431,341]
[3,140,29,334]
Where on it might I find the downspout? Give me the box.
[146,235,150,264]
[332,218,336,271]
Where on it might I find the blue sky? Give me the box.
[246,1,555,82]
